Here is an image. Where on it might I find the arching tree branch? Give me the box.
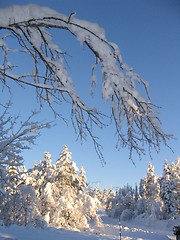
[0,4,173,162]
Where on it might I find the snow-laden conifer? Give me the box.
[161,159,180,219]
[55,145,80,193]
[79,166,88,191]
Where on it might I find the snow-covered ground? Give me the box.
[0,211,177,240]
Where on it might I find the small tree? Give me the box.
[79,166,88,191]
[55,145,80,193]
[139,163,163,218]
[161,159,180,219]
[0,4,173,163]
[145,163,160,200]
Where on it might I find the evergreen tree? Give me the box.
[0,159,21,225]
[138,163,163,219]
[91,186,101,200]
[108,188,116,200]
[27,152,55,225]
[161,159,180,218]
[161,160,174,218]
[79,166,88,191]
[145,163,160,200]
[101,188,108,206]
[134,183,139,202]
[5,159,21,193]
[139,177,147,199]
[173,158,180,217]
[55,145,80,193]
[106,185,136,220]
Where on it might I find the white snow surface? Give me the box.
[0,211,177,240]
[0,4,61,27]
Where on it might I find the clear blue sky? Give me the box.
[1,0,180,189]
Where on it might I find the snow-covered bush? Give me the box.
[135,198,146,216]
[150,199,165,220]
[0,183,42,227]
[106,185,136,220]
[120,209,134,221]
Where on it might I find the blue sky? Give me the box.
[1,0,180,189]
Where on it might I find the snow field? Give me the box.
[0,212,177,240]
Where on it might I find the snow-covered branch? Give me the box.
[0,4,173,162]
[0,102,51,166]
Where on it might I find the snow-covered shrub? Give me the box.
[150,199,165,220]
[106,185,137,219]
[120,209,134,221]
[0,183,42,227]
[79,193,102,227]
[135,198,145,216]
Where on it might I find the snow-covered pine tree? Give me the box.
[101,187,108,206]
[55,145,80,193]
[79,166,88,191]
[51,146,82,228]
[4,159,19,192]
[10,184,41,227]
[160,160,174,219]
[43,152,53,172]
[27,152,56,226]
[108,188,116,199]
[134,183,139,202]
[137,178,147,215]
[0,157,26,225]
[139,177,147,199]
[91,186,101,200]
[138,163,163,219]
[106,185,136,220]
[105,188,116,215]
[0,159,41,227]
[145,163,160,200]
[144,163,163,218]
[161,159,180,219]
[173,158,180,217]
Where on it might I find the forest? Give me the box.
[0,145,179,230]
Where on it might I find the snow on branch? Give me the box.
[0,102,51,166]
[0,4,173,162]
